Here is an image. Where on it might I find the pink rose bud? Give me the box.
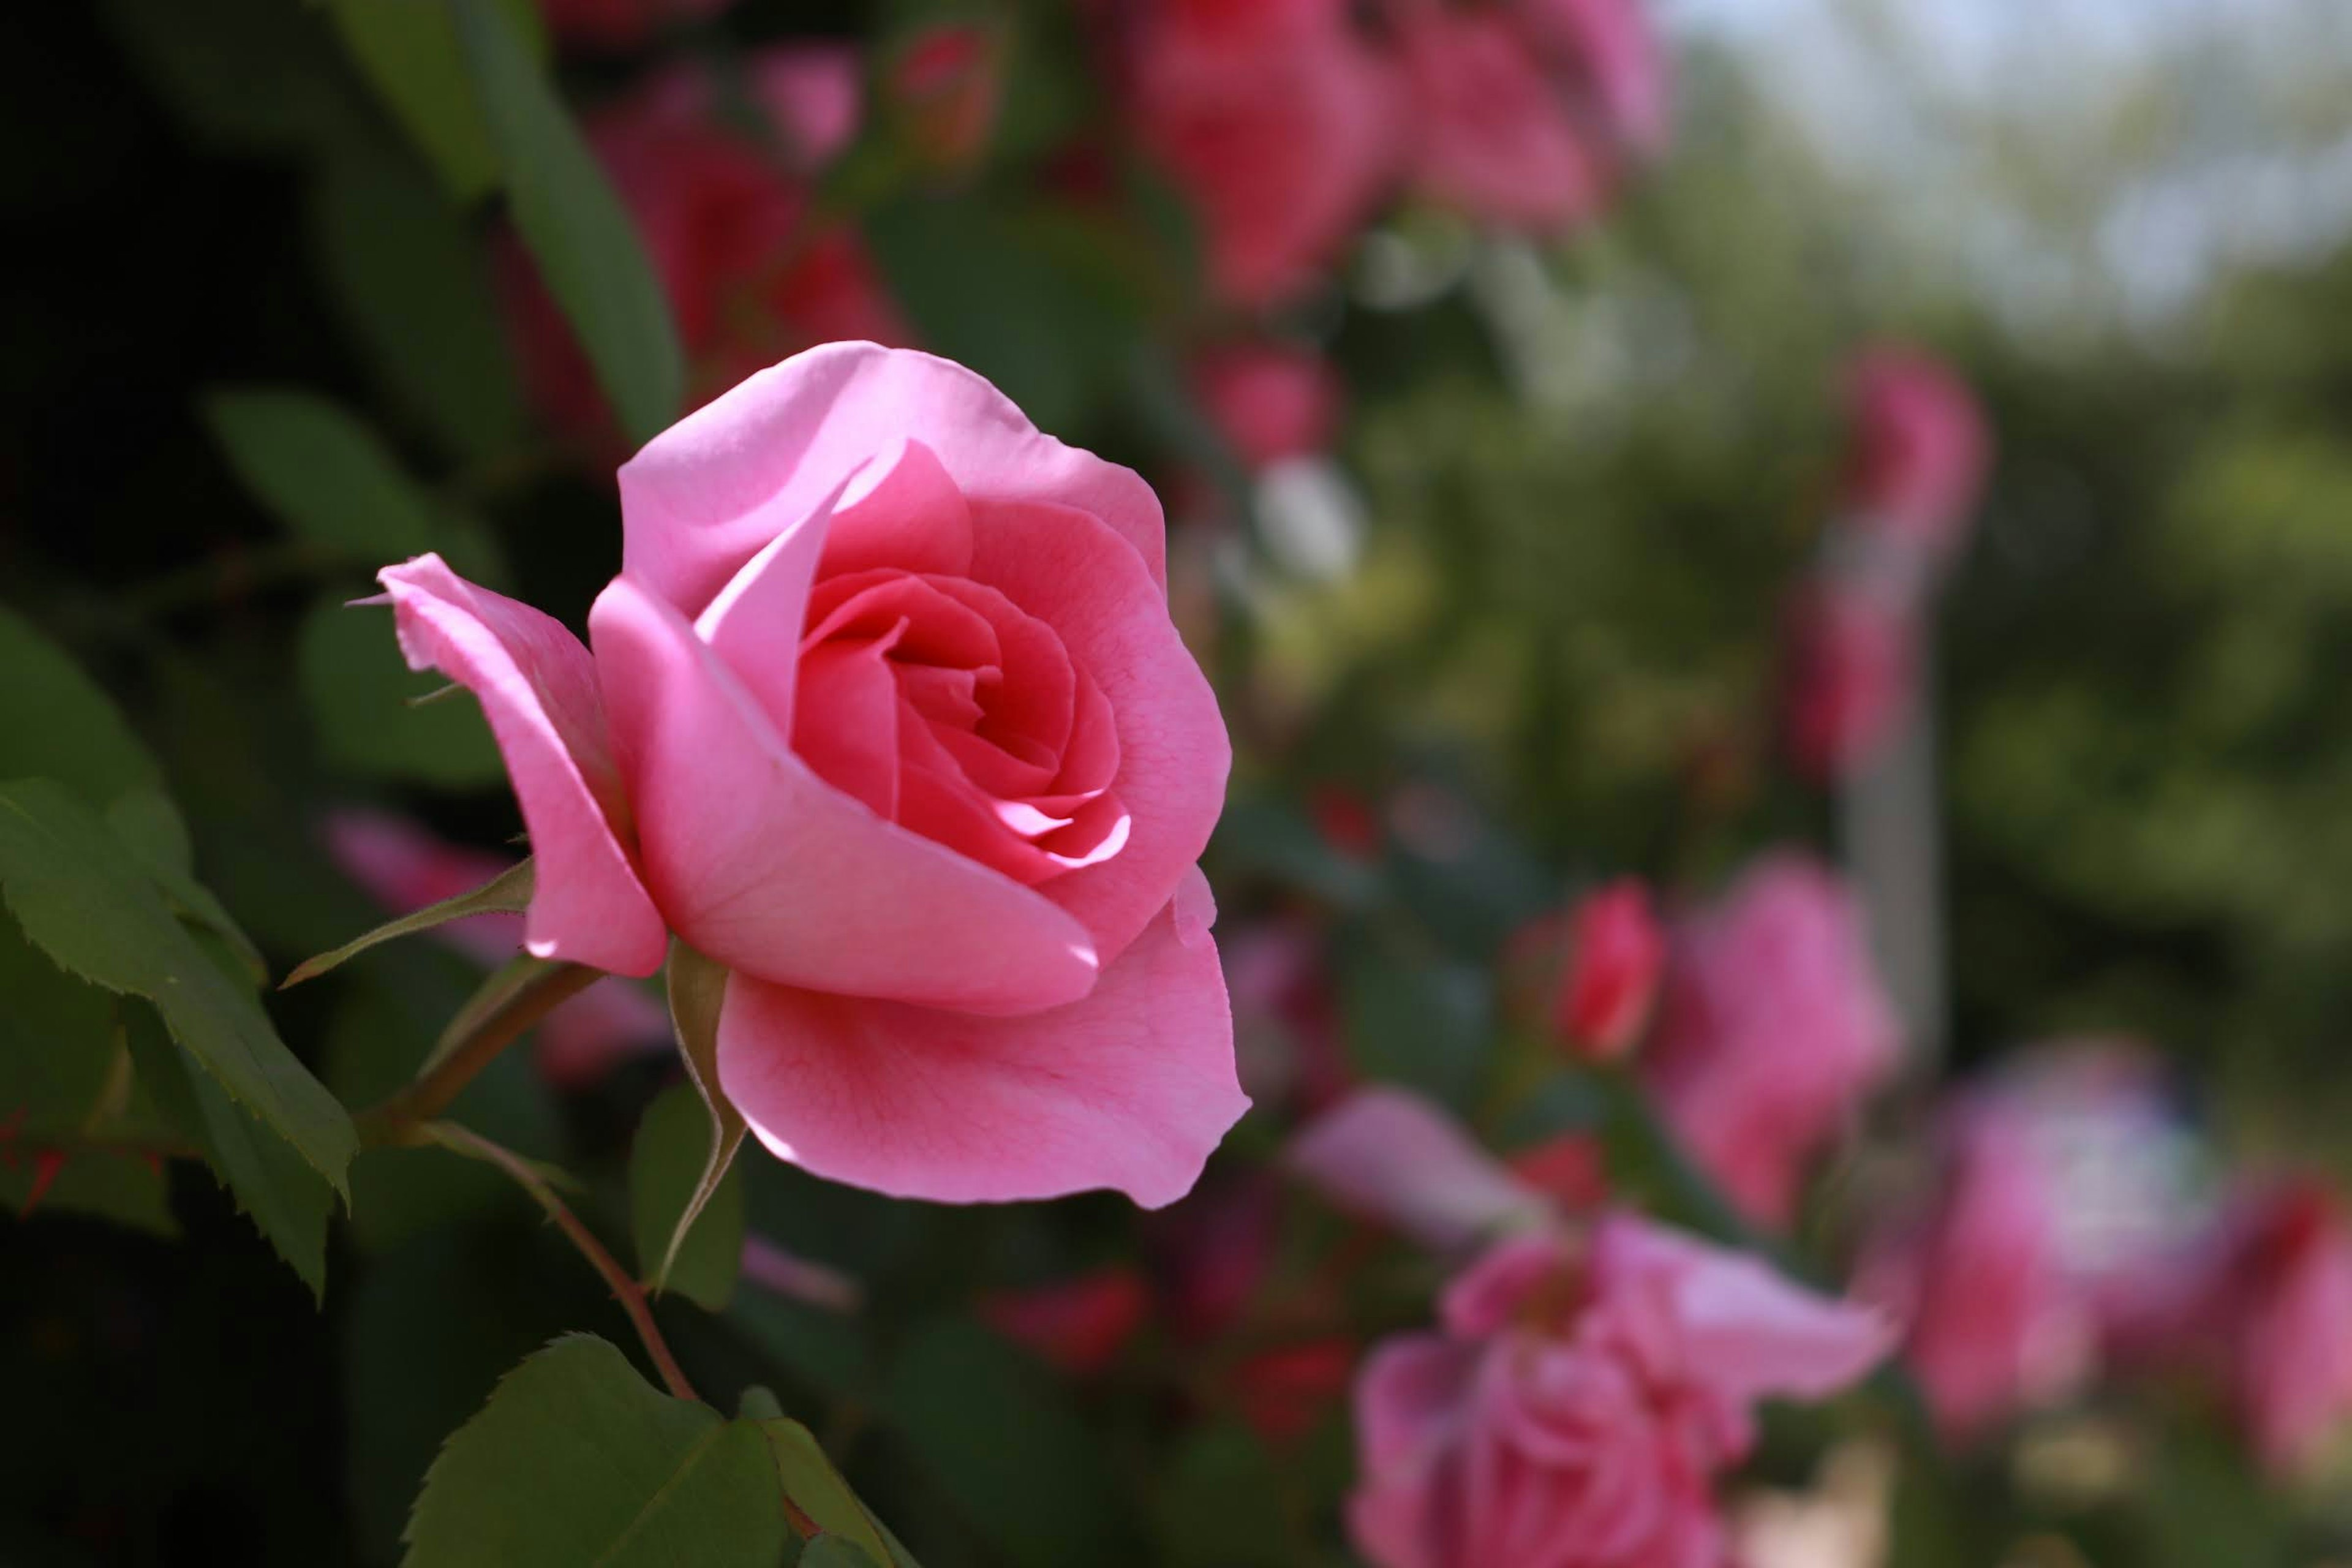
[1642,853,1901,1227]
[738,1235,864,1314]
[1130,0,1398,307]
[886,23,1005,174]
[321,809,673,1088]
[1853,1092,2097,1444]
[1191,343,1344,473]
[979,1267,1152,1377]
[1551,876,1664,1061]
[500,50,910,452]
[1840,346,1991,566]
[1348,1218,1891,1568]
[1289,1087,1551,1253]
[1781,575,1921,783]
[375,343,1246,1207]
[536,0,739,53]
[2104,1177,2352,1475]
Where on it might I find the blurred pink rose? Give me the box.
[1839,347,1991,565]
[1854,1093,2095,1444]
[501,48,910,450]
[1229,1336,1359,1444]
[2105,1177,2352,1474]
[981,1267,1152,1376]
[321,809,671,1088]
[1130,0,1396,307]
[1192,344,1344,471]
[1393,6,1601,231]
[1349,1219,1891,1568]
[376,342,1245,1207]
[537,0,736,53]
[1224,918,1353,1115]
[1290,1087,1553,1254]
[1781,576,1920,783]
[1552,877,1664,1061]
[885,22,1004,174]
[1643,853,1901,1227]
[1392,0,1667,231]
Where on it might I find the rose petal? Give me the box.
[589,573,1101,1012]
[1355,1335,1477,1474]
[792,635,904,818]
[378,555,667,977]
[968,499,1230,965]
[1289,1088,1550,1256]
[618,342,1167,616]
[715,887,1245,1205]
[694,475,846,741]
[816,436,973,578]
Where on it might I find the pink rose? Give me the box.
[1513,0,1672,156]
[1393,6,1603,232]
[376,342,1246,1206]
[1780,576,1920,783]
[884,22,1005,175]
[1853,1092,2095,1443]
[1290,1087,1553,1254]
[1642,853,1900,1227]
[1192,343,1345,472]
[1349,1219,1891,1568]
[980,1266,1152,1377]
[1552,877,1665,1061]
[537,0,737,53]
[1130,0,1397,307]
[2103,1178,2352,1474]
[320,809,671,1088]
[1839,347,1991,566]
[501,49,910,451]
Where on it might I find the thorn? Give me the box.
[20,1150,67,1217]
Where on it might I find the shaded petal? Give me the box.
[1355,1335,1477,1474]
[816,436,973,578]
[970,499,1229,965]
[378,556,666,976]
[619,342,1167,616]
[715,875,1243,1205]
[589,574,1099,1012]
[694,475,846,741]
[1289,1087,1550,1257]
[791,635,904,818]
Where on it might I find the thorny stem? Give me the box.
[353,960,601,1146]
[424,1120,699,1403]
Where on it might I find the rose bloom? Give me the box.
[1853,1091,2096,1444]
[377,342,1246,1205]
[1191,343,1344,472]
[1349,1220,1890,1568]
[1552,877,1665,1061]
[1129,0,1396,307]
[321,809,672,1088]
[2103,1177,2352,1474]
[1291,1087,1555,1255]
[1839,346,1991,566]
[1392,0,1667,232]
[1642,853,1901,1227]
[502,49,910,451]
[1780,575,1920,784]
[537,0,736,53]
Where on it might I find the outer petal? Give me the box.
[617,342,1168,616]
[714,875,1245,1206]
[589,574,1100,1012]
[969,499,1231,965]
[1289,1088,1550,1256]
[1355,1334,1477,1474]
[1597,1216,1894,1404]
[377,556,666,976]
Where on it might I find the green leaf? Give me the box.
[801,1540,883,1568]
[0,780,357,1194]
[630,1084,747,1313]
[203,388,445,564]
[298,595,507,785]
[287,858,533,987]
[123,1004,335,1296]
[0,919,121,1129]
[310,127,529,465]
[0,604,165,806]
[881,1319,1125,1567]
[402,1335,790,1568]
[756,1418,903,1566]
[325,0,502,203]
[1153,1425,1293,1568]
[447,0,683,444]
[652,942,746,1293]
